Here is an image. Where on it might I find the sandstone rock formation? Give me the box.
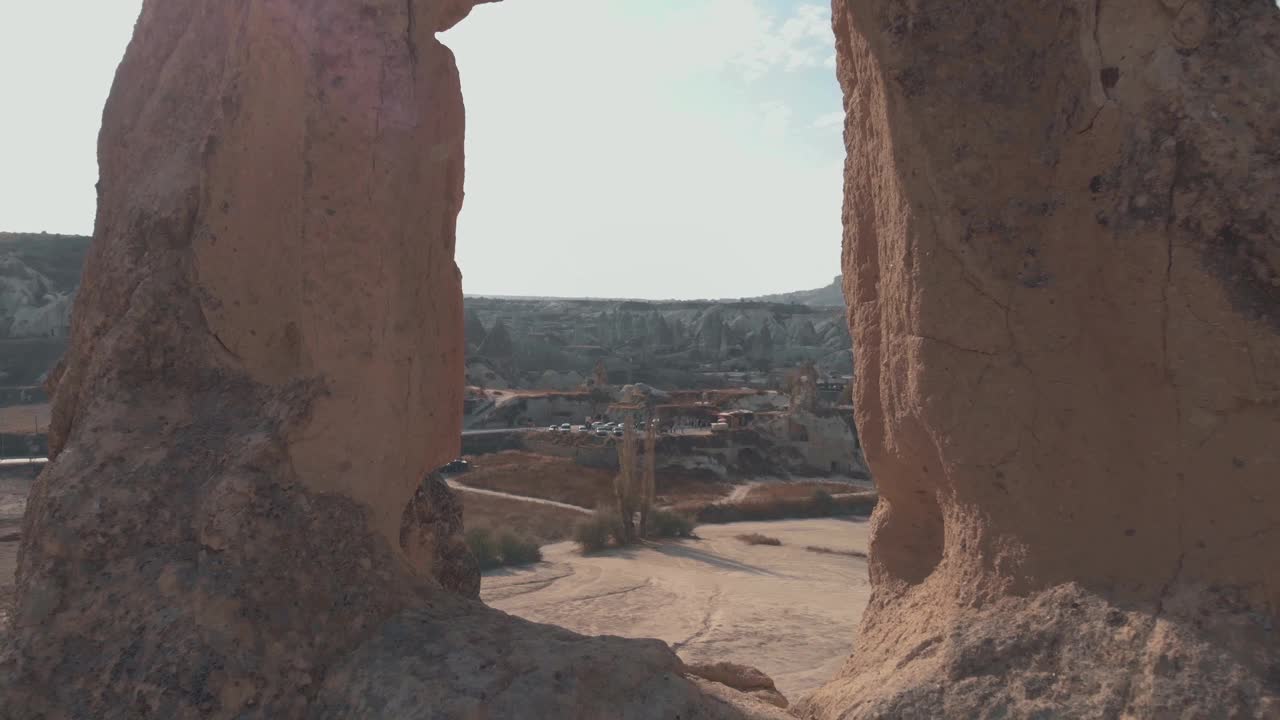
[0,1,774,718]
[684,661,789,709]
[799,1,1280,717]
[399,472,480,598]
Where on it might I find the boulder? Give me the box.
[684,661,777,692]
[683,661,789,710]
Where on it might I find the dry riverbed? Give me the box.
[482,517,871,701]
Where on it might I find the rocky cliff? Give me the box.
[465,296,853,389]
[0,1,779,717]
[799,1,1280,717]
[0,244,852,391]
[0,234,86,339]
[0,234,88,388]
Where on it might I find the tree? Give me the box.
[612,416,640,545]
[639,419,657,538]
[612,412,660,543]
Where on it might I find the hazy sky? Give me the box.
[0,1,845,300]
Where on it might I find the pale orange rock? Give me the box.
[799,1,1280,717]
[0,1,770,718]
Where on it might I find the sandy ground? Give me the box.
[482,517,871,701]
[460,492,589,546]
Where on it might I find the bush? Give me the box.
[736,533,782,546]
[498,532,543,566]
[811,490,836,515]
[648,508,697,538]
[805,545,867,559]
[467,528,544,568]
[574,511,615,554]
[466,528,501,570]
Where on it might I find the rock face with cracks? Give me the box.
[799,1,1280,718]
[0,1,777,718]
[399,472,480,598]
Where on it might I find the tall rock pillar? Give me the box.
[802,2,1280,717]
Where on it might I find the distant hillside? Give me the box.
[0,233,91,389]
[0,233,87,390]
[745,275,844,308]
[0,231,852,391]
[0,232,91,292]
[463,294,853,392]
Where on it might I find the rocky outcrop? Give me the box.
[464,295,853,390]
[0,234,92,387]
[684,661,789,710]
[800,1,1280,718]
[0,232,851,390]
[0,255,71,339]
[463,308,488,351]
[475,316,514,358]
[748,275,844,308]
[0,1,770,718]
[399,472,480,598]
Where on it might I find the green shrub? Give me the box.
[736,533,782,546]
[466,528,501,570]
[811,490,836,515]
[805,545,867,558]
[498,532,543,565]
[574,511,615,554]
[648,508,697,538]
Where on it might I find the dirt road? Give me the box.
[0,404,49,435]
[482,517,871,701]
[445,478,593,514]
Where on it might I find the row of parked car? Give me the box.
[545,420,650,438]
[439,458,470,474]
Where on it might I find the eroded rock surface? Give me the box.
[800,1,1280,717]
[0,1,768,718]
[684,661,789,709]
[399,472,479,598]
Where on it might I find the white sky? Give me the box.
[0,1,845,300]
[0,3,141,239]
